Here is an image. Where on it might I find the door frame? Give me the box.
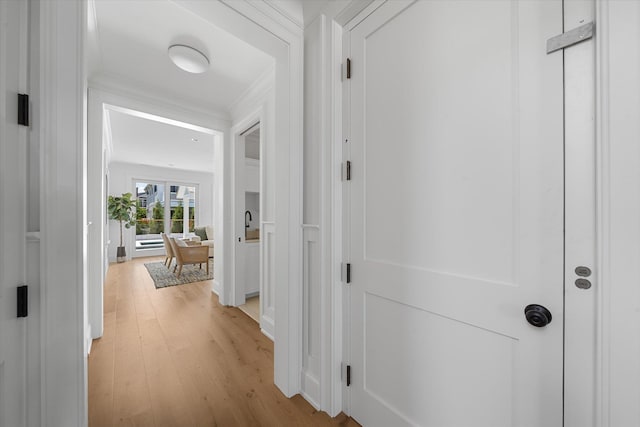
[0,0,37,424]
[38,1,304,424]
[230,114,276,339]
[187,0,304,396]
[231,117,261,308]
[38,0,88,424]
[332,0,598,422]
[87,87,227,340]
[563,1,598,425]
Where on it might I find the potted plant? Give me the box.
[107,192,137,263]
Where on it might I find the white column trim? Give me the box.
[563,1,598,425]
[38,0,87,425]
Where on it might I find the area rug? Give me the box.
[144,260,213,289]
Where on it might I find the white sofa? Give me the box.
[191,225,214,258]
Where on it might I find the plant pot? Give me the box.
[116,246,126,263]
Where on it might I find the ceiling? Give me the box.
[107,108,215,173]
[88,0,277,173]
[89,0,274,112]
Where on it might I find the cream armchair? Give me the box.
[191,225,214,258]
[160,232,174,268]
[169,238,209,278]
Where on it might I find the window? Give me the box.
[135,181,165,250]
[170,186,196,234]
[134,181,198,252]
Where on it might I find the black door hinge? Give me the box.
[343,160,351,181]
[18,94,29,126]
[346,263,351,284]
[17,285,28,318]
[346,58,351,79]
[346,365,351,386]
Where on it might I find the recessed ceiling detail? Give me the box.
[107,108,215,173]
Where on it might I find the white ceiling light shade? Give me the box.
[168,44,209,74]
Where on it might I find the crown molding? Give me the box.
[237,0,304,32]
[88,74,232,124]
[228,65,275,121]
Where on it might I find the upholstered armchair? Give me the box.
[169,237,209,278]
[160,232,174,268]
[191,225,214,258]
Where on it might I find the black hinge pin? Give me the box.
[346,263,351,284]
[18,94,29,126]
[346,365,351,386]
[17,285,28,318]
[346,58,351,79]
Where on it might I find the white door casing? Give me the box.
[563,1,597,425]
[234,127,247,306]
[0,0,28,426]
[347,1,564,426]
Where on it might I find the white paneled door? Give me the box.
[347,1,564,426]
[0,1,28,426]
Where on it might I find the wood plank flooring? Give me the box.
[89,257,359,427]
[238,296,260,323]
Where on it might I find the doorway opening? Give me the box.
[236,122,262,325]
[87,100,222,339]
[85,0,302,406]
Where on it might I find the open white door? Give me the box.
[0,1,28,425]
[346,1,564,426]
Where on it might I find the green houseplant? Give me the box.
[107,192,137,262]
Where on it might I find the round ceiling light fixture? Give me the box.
[168,44,209,74]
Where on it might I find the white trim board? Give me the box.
[563,1,598,425]
[38,0,87,425]
[595,1,640,426]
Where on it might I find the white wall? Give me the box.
[106,162,214,262]
[245,158,261,193]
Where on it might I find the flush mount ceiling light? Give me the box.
[168,44,209,74]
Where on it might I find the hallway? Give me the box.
[88,257,357,426]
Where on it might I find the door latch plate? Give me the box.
[547,22,594,54]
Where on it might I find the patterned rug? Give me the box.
[144,260,213,289]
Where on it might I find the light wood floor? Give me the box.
[89,257,359,427]
[238,296,260,323]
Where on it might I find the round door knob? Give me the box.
[524,304,552,327]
